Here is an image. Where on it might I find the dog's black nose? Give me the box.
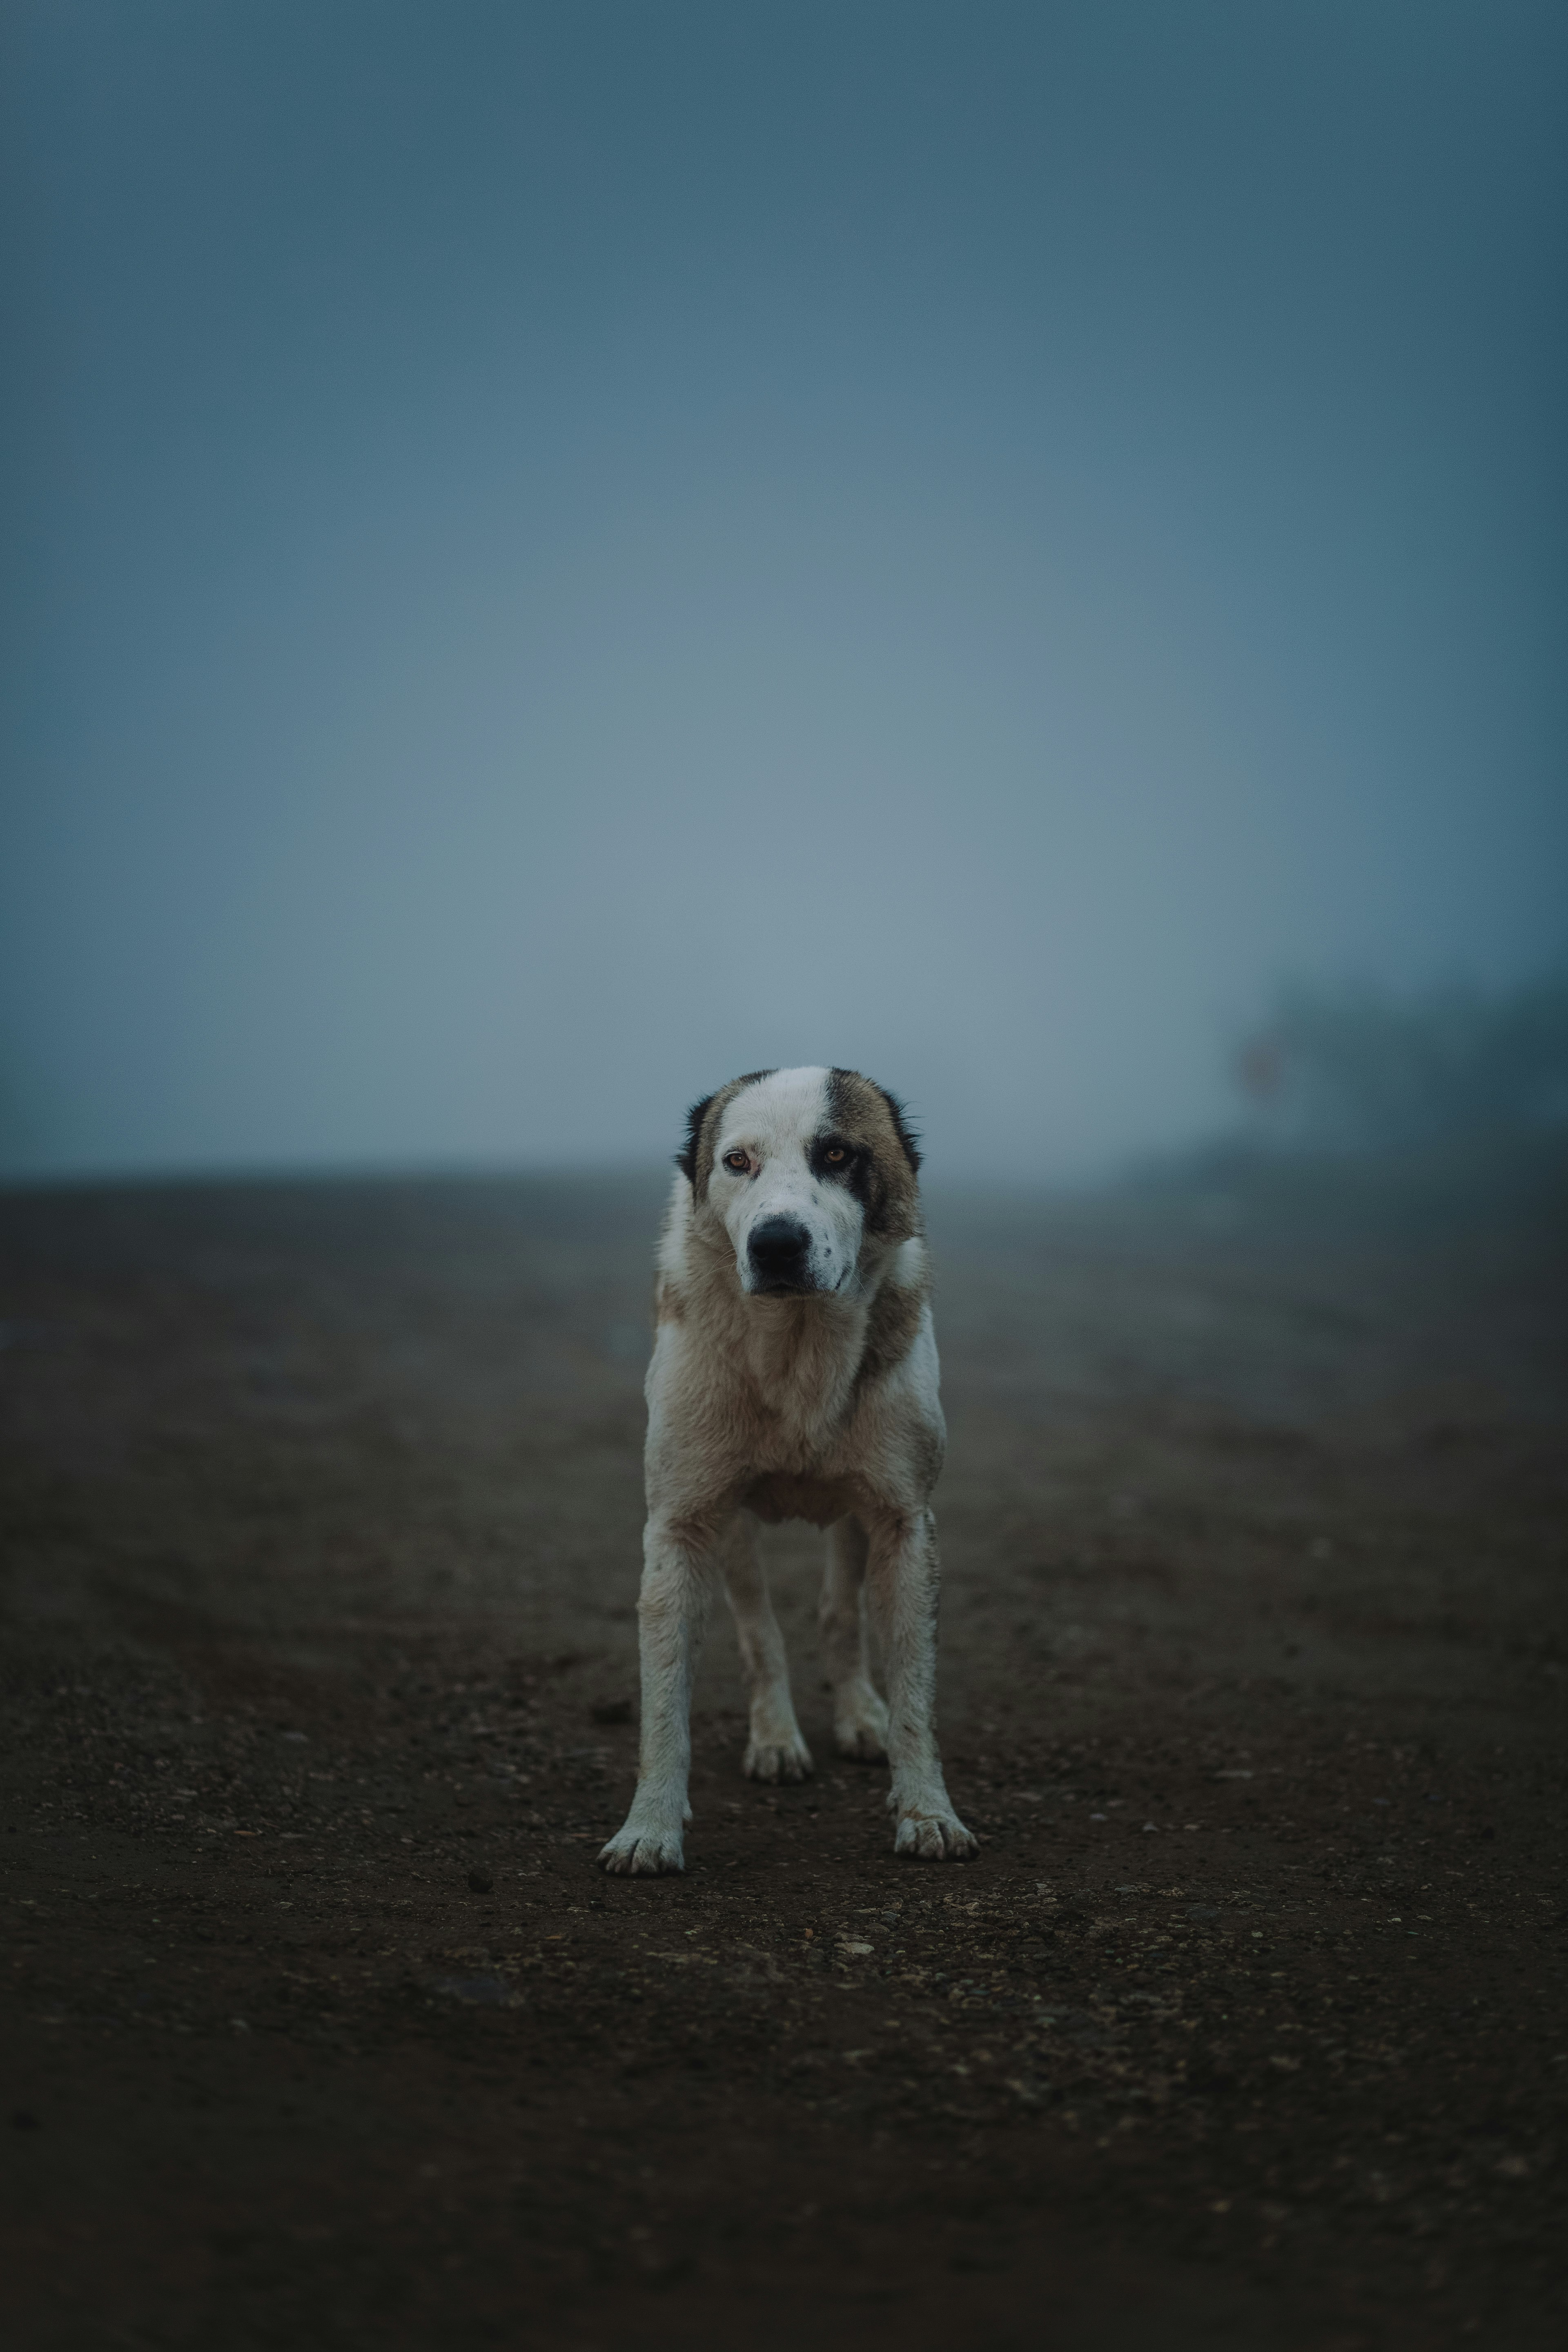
[748,1215,813,1288]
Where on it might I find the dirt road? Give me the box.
[2,1160,1564,2349]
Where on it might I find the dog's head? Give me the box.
[677,1067,922,1298]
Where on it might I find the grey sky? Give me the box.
[4,1,1564,1178]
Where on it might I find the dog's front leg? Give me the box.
[865,1508,977,1861]
[599,1518,716,1876]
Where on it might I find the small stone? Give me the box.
[467,1869,493,1894]
[437,1973,512,2006]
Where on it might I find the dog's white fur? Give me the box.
[599,1065,975,1875]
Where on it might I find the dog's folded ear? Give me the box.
[676,1093,718,1184]
[875,1085,922,1175]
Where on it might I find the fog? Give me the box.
[3,2,1564,1182]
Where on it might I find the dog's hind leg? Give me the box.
[721,1513,813,1785]
[599,1515,720,1875]
[865,1508,977,1861]
[820,1517,890,1762]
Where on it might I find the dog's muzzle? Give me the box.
[746,1214,818,1295]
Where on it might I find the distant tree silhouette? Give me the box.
[1234,973,1568,1153]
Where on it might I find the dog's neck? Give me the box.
[687,1218,891,1448]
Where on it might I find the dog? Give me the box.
[599,1066,976,1875]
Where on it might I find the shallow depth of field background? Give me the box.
[3,0,1564,1184]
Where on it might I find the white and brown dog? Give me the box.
[600,1066,975,1875]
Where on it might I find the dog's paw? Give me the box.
[892,1803,979,1862]
[743,1730,814,1785]
[598,1819,686,1875]
[833,1685,889,1762]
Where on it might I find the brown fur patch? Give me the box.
[826,1068,923,1243]
[678,1071,775,1199]
[654,1278,685,1325]
[855,1275,926,1391]
[906,1416,945,1493]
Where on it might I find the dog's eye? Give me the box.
[722,1151,750,1173]
[824,1146,846,1165]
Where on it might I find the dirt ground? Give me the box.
[2,1154,1565,2351]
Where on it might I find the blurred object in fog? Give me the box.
[1234,973,1568,1155]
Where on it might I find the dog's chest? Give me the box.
[736,1315,859,1459]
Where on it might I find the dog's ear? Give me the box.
[874,1084,922,1175]
[676,1093,717,1186]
